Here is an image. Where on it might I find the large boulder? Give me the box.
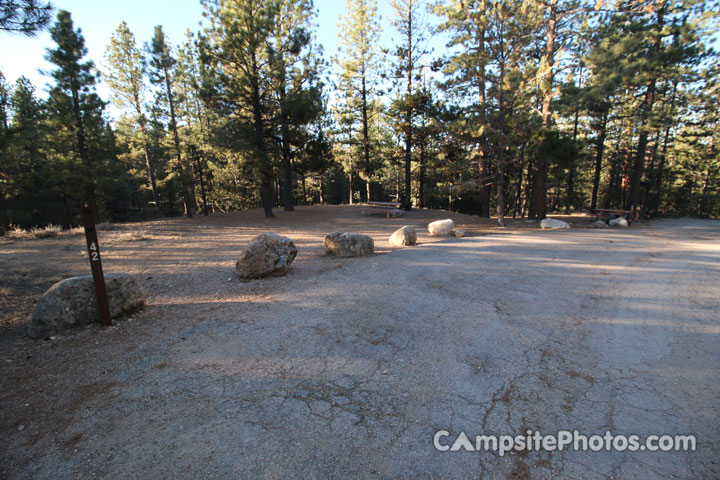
[609,217,629,227]
[540,218,571,229]
[324,232,374,257]
[428,219,454,236]
[28,274,146,339]
[389,226,417,247]
[236,233,298,279]
[590,220,609,229]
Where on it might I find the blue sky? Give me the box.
[0,0,423,105]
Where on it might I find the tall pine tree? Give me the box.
[104,21,160,213]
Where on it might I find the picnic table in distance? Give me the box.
[361,201,404,218]
[590,207,633,225]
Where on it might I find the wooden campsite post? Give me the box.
[82,202,112,327]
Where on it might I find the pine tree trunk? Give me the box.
[566,104,580,214]
[132,87,160,215]
[475,16,490,218]
[319,175,325,205]
[521,154,533,218]
[648,84,677,217]
[526,159,536,219]
[641,131,662,218]
[280,73,294,212]
[141,142,160,214]
[348,173,353,205]
[497,156,506,226]
[361,73,371,202]
[302,175,307,204]
[248,48,273,218]
[193,147,209,216]
[496,33,507,227]
[402,13,413,211]
[650,123,673,216]
[605,117,631,209]
[627,80,656,215]
[70,86,97,220]
[590,108,608,211]
[164,66,195,218]
[626,6,664,217]
[282,140,294,211]
[419,140,425,209]
[535,0,557,221]
[513,146,525,218]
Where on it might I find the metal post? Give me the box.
[82,202,112,327]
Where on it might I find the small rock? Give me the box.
[454,230,466,238]
[236,233,298,279]
[428,219,454,236]
[540,218,571,229]
[18,425,25,431]
[590,220,609,229]
[389,226,417,247]
[324,232,374,257]
[609,217,629,227]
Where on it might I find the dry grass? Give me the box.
[4,224,62,240]
[30,224,62,238]
[4,225,33,240]
[2,224,120,240]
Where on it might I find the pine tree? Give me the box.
[532,0,585,220]
[585,0,711,217]
[334,0,382,202]
[201,0,280,218]
[176,30,216,215]
[0,0,53,35]
[434,0,492,217]
[148,25,195,217]
[1,77,52,227]
[104,21,160,213]
[486,0,542,225]
[388,0,429,210]
[269,0,324,211]
[0,72,11,228]
[44,9,103,217]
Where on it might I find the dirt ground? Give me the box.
[5,207,716,480]
[0,205,586,340]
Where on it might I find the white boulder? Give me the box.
[428,219,455,236]
[454,230,466,238]
[389,226,417,247]
[609,217,629,227]
[540,218,571,229]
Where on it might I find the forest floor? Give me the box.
[0,206,718,479]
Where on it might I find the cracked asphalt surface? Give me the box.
[2,217,719,478]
